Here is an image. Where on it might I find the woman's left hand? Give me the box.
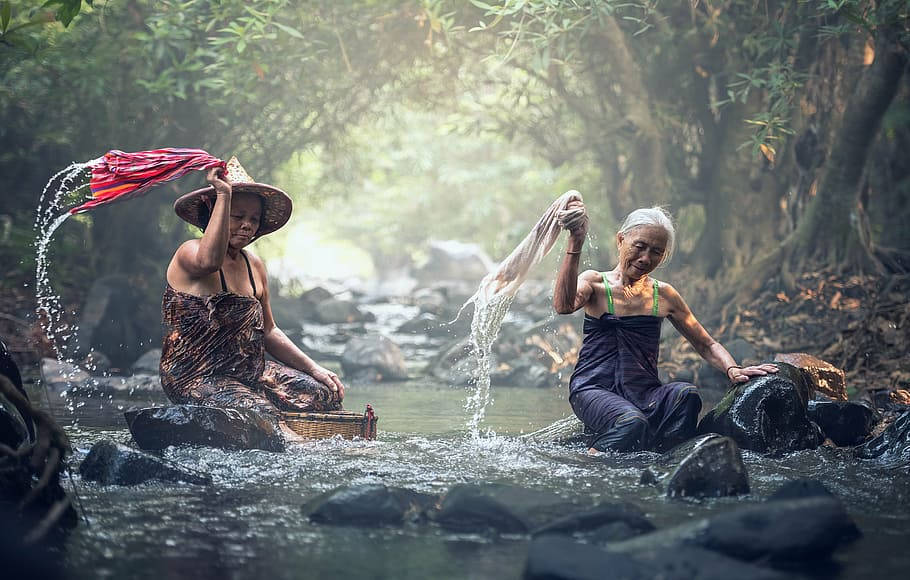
[310,365,345,402]
[728,363,779,383]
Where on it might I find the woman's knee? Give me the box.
[590,412,649,452]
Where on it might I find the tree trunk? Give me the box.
[795,23,908,264]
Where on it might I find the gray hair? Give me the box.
[617,206,676,267]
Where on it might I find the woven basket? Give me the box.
[283,405,378,440]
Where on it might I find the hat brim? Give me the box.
[174,182,293,237]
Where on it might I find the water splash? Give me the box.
[463,292,514,435]
[33,161,96,414]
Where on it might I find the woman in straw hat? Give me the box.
[160,158,345,440]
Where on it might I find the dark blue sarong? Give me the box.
[569,313,701,452]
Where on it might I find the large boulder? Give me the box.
[697,363,822,454]
[124,405,285,452]
[313,298,375,324]
[607,496,860,563]
[807,401,878,446]
[303,484,438,527]
[130,349,162,375]
[854,409,910,468]
[76,274,160,369]
[524,536,790,580]
[340,335,408,381]
[430,483,583,534]
[78,440,211,486]
[641,434,750,499]
[774,353,846,401]
[413,240,494,284]
[531,502,654,541]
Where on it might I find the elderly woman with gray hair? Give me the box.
[554,202,778,453]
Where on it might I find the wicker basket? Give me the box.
[283,405,378,440]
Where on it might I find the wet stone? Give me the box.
[524,536,791,580]
[854,409,910,468]
[807,401,878,446]
[697,363,821,454]
[768,479,836,502]
[124,405,286,452]
[431,483,582,534]
[774,353,847,401]
[130,349,162,374]
[340,335,408,382]
[303,484,438,527]
[642,434,750,499]
[607,496,860,563]
[79,440,211,486]
[313,298,374,324]
[531,502,654,539]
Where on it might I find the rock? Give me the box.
[81,351,112,374]
[768,479,836,502]
[608,496,860,563]
[427,337,476,387]
[494,356,553,388]
[774,353,846,401]
[397,313,441,334]
[78,440,211,486]
[414,240,494,284]
[313,298,375,324]
[40,357,90,392]
[524,536,790,580]
[807,401,878,446]
[854,409,910,467]
[642,434,750,499]
[431,483,582,534]
[532,502,654,538]
[340,335,408,381]
[303,484,438,527]
[76,274,159,369]
[697,363,822,454]
[298,286,334,319]
[130,349,162,374]
[124,405,285,452]
[493,319,581,388]
[412,287,447,316]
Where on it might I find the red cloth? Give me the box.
[69,148,225,214]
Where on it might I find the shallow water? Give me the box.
[31,379,910,580]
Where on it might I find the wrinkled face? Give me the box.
[228,192,262,249]
[616,225,668,281]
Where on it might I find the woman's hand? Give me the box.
[310,365,346,402]
[559,199,589,240]
[206,167,232,197]
[727,363,779,383]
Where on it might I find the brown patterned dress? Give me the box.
[159,251,340,418]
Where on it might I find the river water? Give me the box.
[34,378,909,580]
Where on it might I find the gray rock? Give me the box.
[807,400,878,446]
[412,287,447,316]
[642,434,750,499]
[697,363,821,454]
[532,502,654,538]
[608,496,860,563]
[854,409,910,467]
[431,483,583,534]
[303,484,438,527]
[79,440,211,486]
[313,298,374,324]
[40,357,90,392]
[524,536,791,580]
[124,405,285,452]
[130,349,162,375]
[414,240,494,284]
[76,274,159,368]
[340,335,407,381]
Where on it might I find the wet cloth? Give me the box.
[568,278,700,452]
[159,252,339,418]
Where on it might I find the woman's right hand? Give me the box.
[206,167,232,197]
[561,199,589,239]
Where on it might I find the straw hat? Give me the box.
[174,156,292,237]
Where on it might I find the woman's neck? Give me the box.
[612,267,649,293]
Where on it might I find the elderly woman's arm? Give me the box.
[663,283,777,383]
[554,200,594,314]
[250,254,346,401]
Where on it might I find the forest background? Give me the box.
[1,0,908,396]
